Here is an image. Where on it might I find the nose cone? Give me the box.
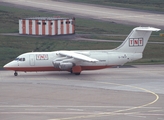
[3,61,17,70]
[3,63,10,70]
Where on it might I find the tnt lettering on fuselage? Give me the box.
[36,54,48,60]
[129,38,143,47]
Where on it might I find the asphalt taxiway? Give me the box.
[0,65,164,120]
[1,0,164,29]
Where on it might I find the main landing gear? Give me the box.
[14,71,18,76]
[71,66,82,75]
[70,70,81,75]
[74,73,81,75]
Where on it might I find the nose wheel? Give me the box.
[14,71,18,76]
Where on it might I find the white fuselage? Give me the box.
[4,50,142,72]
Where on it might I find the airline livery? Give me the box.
[4,27,160,76]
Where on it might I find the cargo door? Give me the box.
[15,58,20,66]
[29,54,35,66]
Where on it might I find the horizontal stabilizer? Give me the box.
[134,27,160,31]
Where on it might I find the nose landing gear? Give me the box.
[14,71,18,76]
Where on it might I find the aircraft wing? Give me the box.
[57,51,98,62]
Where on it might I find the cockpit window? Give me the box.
[14,58,25,61]
[15,58,19,61]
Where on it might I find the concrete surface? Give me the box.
[0,0,164,29]
[0,65,164,120]
[0,1,164,120]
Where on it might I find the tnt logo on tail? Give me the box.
[129,38,143,47]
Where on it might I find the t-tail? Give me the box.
[115,27,160,53]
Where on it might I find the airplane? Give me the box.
[3,27,160,76]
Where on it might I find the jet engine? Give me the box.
[52,60,60,68]
[59,62,73,70]
[52,57,74,70]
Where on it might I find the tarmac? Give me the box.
[0,1,164,119]
[0,65,164,120]
[1,0,164,29]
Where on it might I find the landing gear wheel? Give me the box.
[75,73,81,75]
[72,66,82,75]
[14,71,18,76]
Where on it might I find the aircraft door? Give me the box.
[17,59,19,66]
[29,54,35,66]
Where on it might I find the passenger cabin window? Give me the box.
[15,58,25,61]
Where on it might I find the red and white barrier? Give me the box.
[19,18,75,35]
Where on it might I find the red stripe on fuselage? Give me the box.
[4,67,60,71]
[4,66,115,72]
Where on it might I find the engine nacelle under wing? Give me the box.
[59,62,73,70]
[52,55,76,70]
[52,60,60,68]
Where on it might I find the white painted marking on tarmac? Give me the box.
[148,110,163,112]
[126,114,147,118]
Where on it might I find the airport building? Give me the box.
[19,17,75,35]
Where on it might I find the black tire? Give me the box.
[14,72,18,76]
[75,73,80,75]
